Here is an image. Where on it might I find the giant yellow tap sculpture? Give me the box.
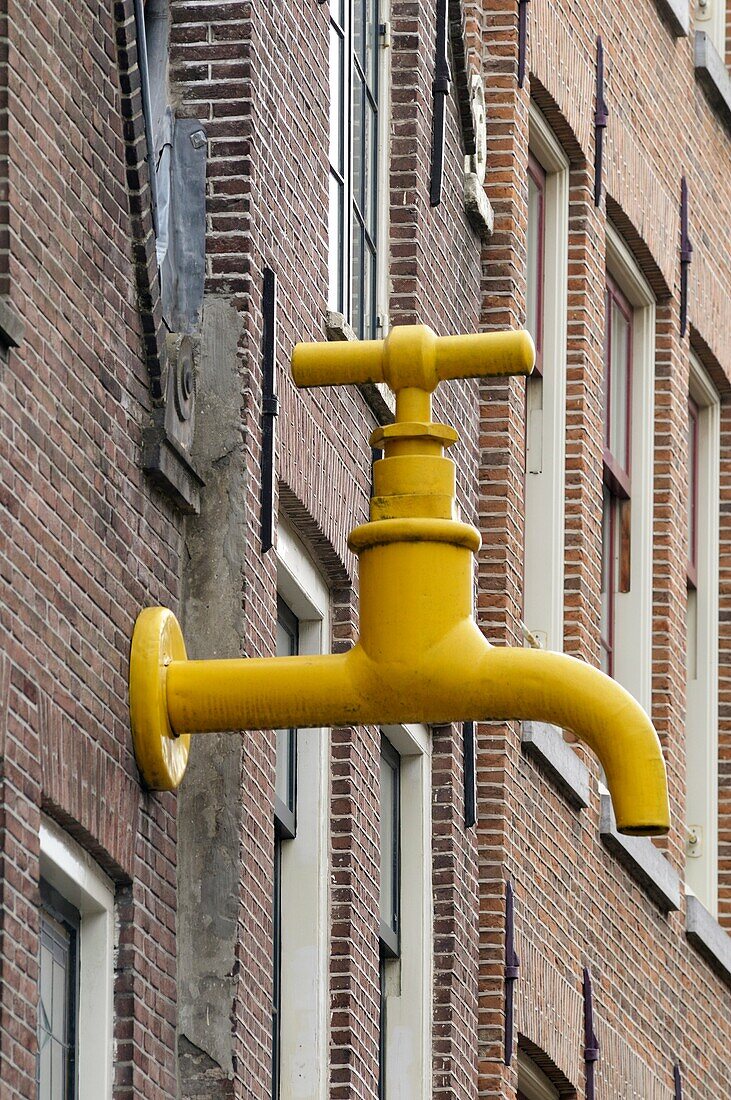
[129,325,670,836]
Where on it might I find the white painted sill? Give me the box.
[695,32,731,130]
[599,793,681,912]
[686,893,731,987]
[324,310,395,425]
[654,0,689,36]
[521,721,590,810]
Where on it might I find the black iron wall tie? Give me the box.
[503,881,521,1065]
[674,1062,683,1099]
[260,268,279,552]
[594,37,609,207]
[429,0,451,206]
[680,177,693,338]
[518,0,530,88]
[583,967,600,1100]
[463,721,477,828]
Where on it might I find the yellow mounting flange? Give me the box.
[129,607,190,790]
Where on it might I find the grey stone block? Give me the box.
[686,894,731,987]
[695,32,731,128]
[522,721,590,810]
[600,793,681,911]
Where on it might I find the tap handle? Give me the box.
[291,325,535,395]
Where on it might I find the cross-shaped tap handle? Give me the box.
[292,325,535,397]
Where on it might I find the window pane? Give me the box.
[600,486,613,676]
[364,99,377,238]
[364,244,376,339]
[379,741,399,945]
[687,401,698,571]
[328,172,344,312]
[352,224,364,338]
[275,605,298,820]
[526,171,542,354]
[329,25,344,171]
[38,891,78,1100]
[365,0,378,91]
[352,66,365,215]
[609,299,630,471]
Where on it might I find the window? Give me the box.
[134,0,172,273]
[38,881,79,1099]
[272,598,298,1099]
[39,818,115,1100]
[685,355,720,915]
[378,725,431,1099]
[599,227,655,710]
[517,1050,560,1100]
[600,277,632,677]
[328,0,389,338]
[522,105,569,652]
[273,519,330,1098]
[378,736,400,1099]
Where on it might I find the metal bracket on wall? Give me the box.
[518,0,530,88]
[261,268,279,552]
[503,881,520,1065]
[680,177,693,337]
[463,721,477,827]
[429,0,451,206]
[583,967,600,1100]
[594,37,609,207]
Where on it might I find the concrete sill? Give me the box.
[600,793,681,912]
[521,722,590,810]
[654,0,689,36]
[325,310,395,425]
[0,297,24,351]
[695,32,731,130]
[686,894,731,986]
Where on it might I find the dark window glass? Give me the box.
[378,736,400,1099]
[526,154,546,375]
[600,278,633,676]
[37,881,80,1100]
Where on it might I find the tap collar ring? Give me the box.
[348,517,481,553]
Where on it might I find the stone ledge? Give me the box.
[521,721,590,810]
[0,297,24,350]
[600,793,681,911]
[654,0,689,36]
[686,894,731,986]
[325,310,395,425]
[464,173,494,238]
[695,32,731,129]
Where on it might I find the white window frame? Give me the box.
[696,0,727,57]
[379,723,432,1100]
[685,354,720,916]
[328,0,391,337]
[517,1051,560,1100]
[39,816,115,1100]
[275,518,330,1099]
[605,224,656,712]
[523,103,569,653]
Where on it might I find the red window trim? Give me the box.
[687,395,699,590]
[527,152,546,377]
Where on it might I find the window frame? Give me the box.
[684,354,720,917]
[377,724,432,1100]
[522,104,569,653]
[273,518,331,1099]
[601,225,656,711]
[328,0,390,338]
[517,1050,561,1100]
[39,817,115,1100]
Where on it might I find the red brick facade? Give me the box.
[1,1,730,1099]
